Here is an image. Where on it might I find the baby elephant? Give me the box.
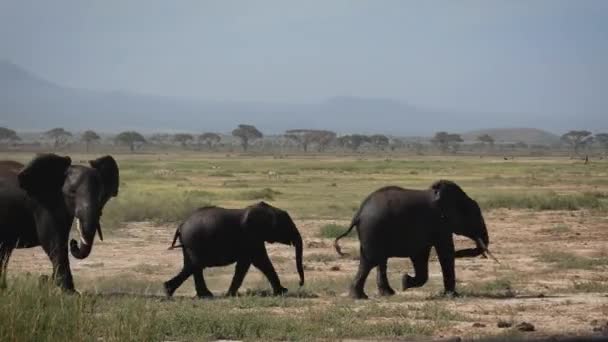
[164,201,304,298]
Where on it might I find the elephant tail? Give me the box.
[333,217,358,257]
[168,223,183,250]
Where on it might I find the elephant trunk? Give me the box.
[292,231,305,286]
[70,216,98,260]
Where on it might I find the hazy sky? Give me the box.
[1,0,607,116]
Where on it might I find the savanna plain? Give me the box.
[1,152,608,341]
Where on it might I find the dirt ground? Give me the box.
[7,209,608,340]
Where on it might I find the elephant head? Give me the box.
[431,180,498,262]
[17,154,119,260]
[65,156,119,259]
[242,201,305,286]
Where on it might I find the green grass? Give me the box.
[1,276,448,341]
[480,192,606,211]
[318,223,354,239]
[536,251,608,270]
[237,188,282,200]
[101,190,213,229]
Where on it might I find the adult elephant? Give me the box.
[164,201,304,298]
[0,153,119,291]
[334,180,497,299]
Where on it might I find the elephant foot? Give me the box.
[163,282,175,298]
[197,291,214,299]
[349,288,369,300]
[226,291,239,297]
[273,286,288,296]
[402,274,426,290]
[442,290,460,298]
[378,286,395,297]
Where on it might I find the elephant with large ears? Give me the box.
[164,201,304,298]
[0,154,119,291]
[334,180,497,299]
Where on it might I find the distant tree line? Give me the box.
[1,125,607,157]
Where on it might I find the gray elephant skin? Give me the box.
[334,180,495,299]
[0,153,119,291]
[164,201,304,298]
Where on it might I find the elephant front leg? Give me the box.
[252,252,287,296]
[376,259,395,296]
[435,237,458,297]
[402,247,431,290]
[41,240,75,292]
[226,260,251,296]
[0,245,14,289]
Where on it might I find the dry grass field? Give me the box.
[1,152,608,341]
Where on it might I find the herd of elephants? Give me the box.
[0,153,500,300]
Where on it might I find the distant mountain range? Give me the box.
[0,60,603,139]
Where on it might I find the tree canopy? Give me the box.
[198,132,222,149]
[115,131,146,152]
[284,129,336,152]
[0,127,20,143]
[561,130,592,155]
[44,127,72,148]
[173,133,194,147]
[81,130,100,152]
[337,134,371,152]
[232,124,263,151]
[432,131,463,153]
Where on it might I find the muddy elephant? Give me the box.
[164,201,304,298]
[0,154,119,291]
[334,180,497,299]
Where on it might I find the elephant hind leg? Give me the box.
[350,257,374,299]
[376,259,395,296]
[164,266,193,297]
[193,269,213,298]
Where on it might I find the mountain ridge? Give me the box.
[0,61,603,136]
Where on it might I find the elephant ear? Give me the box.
[241,202,277,241]
[18,154,71,197]
[89,155,119,199]
[431,180,466,218]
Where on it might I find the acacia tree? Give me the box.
[45,127,72,148]
[337,134,371,152]
[595,133,608,155]
[115,131,146,152]
[149,133,170,145]
[370,134,389,151]
[232,124,263,152]
[173,133,194,148]
[312,130,336,152]
[284,129,314,152]
[198,132,221,150]
[432,131,463,154]
[0,127,20,145]
[81,130,100,152]
[561,130,592,155]
[477,134,494,151]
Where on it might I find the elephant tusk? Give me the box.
[477,239,500,265]
[76,219,88,246]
